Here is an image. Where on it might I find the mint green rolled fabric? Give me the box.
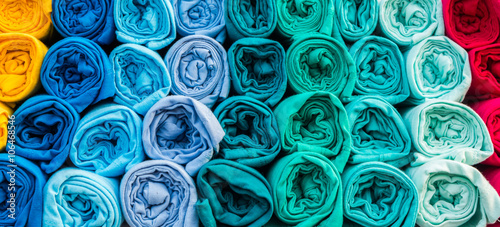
[267,152,343,226]
[286,34,356,99]
[378,0,444,47]
[402,100,493,166]
[404,36,471,105]
[348,36,409,104]
[342,162,418,227]
[225,0,276,40]
[336,0,378,42]
[274,91,351,172]
[406,160,500,227]
[345,97,411,167]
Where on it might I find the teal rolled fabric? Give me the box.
[43,168,123,227]
[286,34,356,99]
[227,38,286,107]
[348,36,409,104]
[70,104,144,177]
[225,0,276,40]
[345,96,411,167]
[336,0,378,42]
[267,152,343,226]
[110,44,171,115]
[406,160,500,227]
[274,91,351,172]
[196,159,273,227]
[378,0,444,47]
[342,162,418,227]
[402,100,494,166]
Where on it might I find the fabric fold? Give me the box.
[470,98,500,166]
[225,0,276,40]
[480,167,500,227]
[336,0,378,42]
[0,103,12,151]
[467,44,500,100]
[0,0,52,40]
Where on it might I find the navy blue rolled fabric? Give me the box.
[110,44,171,115]
[40,37,115,113]
[10,95,79,174]
[114,0,176,50]
[165,35,230,108]
[0,154,46,227]
[224,0,277,40]
[52,0,115,45]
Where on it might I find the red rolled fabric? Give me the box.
[471,98,500,166]
[443,0,500,49]
[481,166,500,226]
[467,44,500,100]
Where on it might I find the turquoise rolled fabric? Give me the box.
[267,152,343,226]
[70,103,144,177]
[225,0,276,40]
[378,0,444,47]
[406,160,500,227]
[0,154,46,227]
[286,34,356,99]
[342,162,418,227]
[43,168,123,227]
[404,36,471,105]
[344,96,412,167]
[348,36,409,104]
[110,44,171,115]
[196,160,273,227]
[274,91,351,172]
[165,35,230,108]
[213,96,280,167]
[402,100,494,166]
[120,160,198,227]
[336,0,378,42]
[114,0,176,50]
[227,38,286,107]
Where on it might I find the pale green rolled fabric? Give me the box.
[402,100,494,166]
[336,0,378,42]
[404,36,471,105]
[406,160,500,227]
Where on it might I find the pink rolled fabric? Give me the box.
[481,166,500,226]
[467,44,500,100]
[471,98,500,166]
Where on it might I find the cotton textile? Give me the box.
[0,0,52,40]
[120,160,198,227]
[481,167,500,226]
[225,0,276,40]
[467,44,500,100]
[470,98,500,166]
[336,0,378,42]
[0,103,12,150]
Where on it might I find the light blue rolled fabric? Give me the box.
[342,162,418,227]
[401,100,494,166]
[336,0,378,42]
[347,36,409,104]
[345,96,412,167]
[120,160,198,227]
[43,168,123,227]
[114,0,176,50]
[165,35,230,108]
[70,103,144,177]
[404,36,471,105]
[110,44,171,115]
[142,95,225,176]
[171,0,226,42]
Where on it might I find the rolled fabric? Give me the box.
[43,168,123,226]
[225,0,276,40]
[404,36,471,105]
[347,36,409,104]
[286,34,356,99]
[52,0,115,45]
[70,104,144,177]
[336,0,378,42]
[378,0,444,47]
[0,0,52,40]
[402,100,494,166]
[227,38,286,107]
[0,154,46,227]
[443,0,500,49]
[213,96,280,167]
[470,98,500,166]
[481,167,500,227]
[274,91,351,172]
[197,159,273,227]
[267,152,342,226]
[165,35,230,108]
[11,95,79,174]
[344,96,412,167]
[467,44,500,100]
[114,0,176,50]
[110,44,171,115]
[40,37,114,113]
[406,160,500,227]
[342,162,418,227]
[120,160,198,227]
[143,95,225,176]
[0,33,47,103]
[0,103,12,151]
